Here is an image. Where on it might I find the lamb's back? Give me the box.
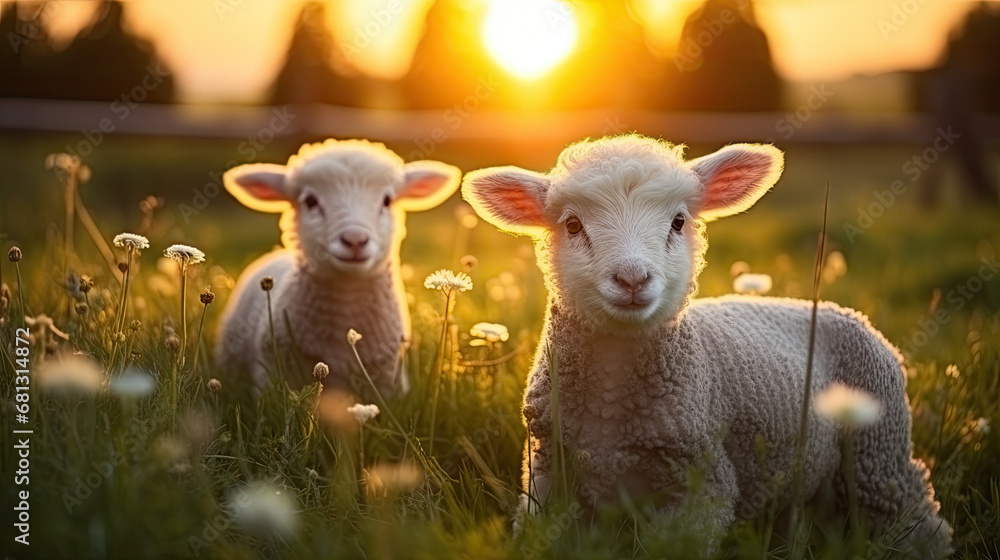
[682,295,895,517]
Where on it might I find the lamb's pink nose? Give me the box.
[613,270,649,293]
[340,231,370,252]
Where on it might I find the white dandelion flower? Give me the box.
[424,269,473,292]
[37,354,104,394]
[470,322,509,343]
[109,367,156,398]
[227,482,299,537]
[347,403,380,425]
[733,273,772,295]
[814,383,882,428]
[163,244,206,266]
[112,233,150,251]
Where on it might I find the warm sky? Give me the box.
[23,0,989,103]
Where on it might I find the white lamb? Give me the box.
[462,135,951,557]
[215,139,460,394]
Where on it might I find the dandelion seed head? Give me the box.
[207,378,222,393]
[424,269,472,292]
[470,322,509,343]
[347,403,380,425]
[8,246,22,263]
[165,334,181,353]
[113,233,150,251]
[733,273,772,295]
[79,275,93,294]
[347,328,363,346]
[200,288,216,305]
[313,362,329,381]
[164,244,206,266]
[814,383,881,428]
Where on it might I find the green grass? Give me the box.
[1,136,998,559]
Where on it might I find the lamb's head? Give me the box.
[463,135,783,332]
[224,139,460,276]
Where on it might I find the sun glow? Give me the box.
[481,0,579,81]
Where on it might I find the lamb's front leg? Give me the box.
[521,430,552,515]
[652,445,739,555]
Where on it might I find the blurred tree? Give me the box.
[0,2,59,99]
[271,1,363,107]
[545,0,664,110]
[665,0,781,112]
[1,2,174,103]
[58,2,175,103]
[913,2,999,206]
[402,0,487,110]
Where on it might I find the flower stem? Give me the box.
[428,288,452,451]
[14,261,25,324]
[179,265,188,368]
[192,303,208,373]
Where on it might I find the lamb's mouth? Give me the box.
[334,256,369,264]
[614,302,649,310]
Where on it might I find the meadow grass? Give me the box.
[1,140,998,559]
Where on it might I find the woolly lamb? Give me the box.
[216,139,460,394]
[462,135,951,556]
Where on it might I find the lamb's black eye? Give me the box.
[671,214,685,232]
[566,217,583,235]
[304,194,319,210]
[383,195,392,208]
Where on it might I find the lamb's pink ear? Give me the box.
[689,144,783,221]
[223,163,291,213]
[396,161,462,212]
[461,166,550,236]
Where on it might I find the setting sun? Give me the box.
[481,0,578,81]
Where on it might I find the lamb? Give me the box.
[462,134,951,556]
[215,139,460,395]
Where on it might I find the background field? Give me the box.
[0,131,998,559]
